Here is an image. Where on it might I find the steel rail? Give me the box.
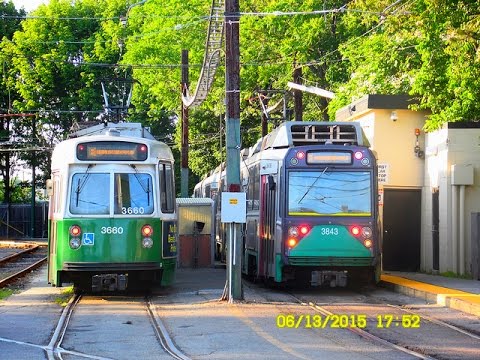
[387,303,480,340]
[45,294,111,360]
[0,256,47,288]
[0,244,40,265]
[45,294,81,360]
[289,294,436,360]
[146,297,192,360]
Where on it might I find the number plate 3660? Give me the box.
[101,226,124,234]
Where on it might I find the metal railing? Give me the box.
[182,0,225,108]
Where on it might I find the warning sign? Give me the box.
[378,189,384,206]
[221,192,246,223]
[378,163,389,184]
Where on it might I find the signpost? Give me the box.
[221,192,246,301]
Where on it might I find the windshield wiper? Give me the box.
[75,164,93,206]
[130,165,151,206]
[297,167,328,204]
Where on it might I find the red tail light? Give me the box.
[299,225,310,235]
[287,225,310,249]
[69,225,82,237]
[351,226,361,236]
[141,224,153,237]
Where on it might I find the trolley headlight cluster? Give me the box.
[350,226,373,249]
[287,225,310,249]
[141,224,154,248]
[69,225,82,250]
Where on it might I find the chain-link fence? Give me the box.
[0,202,48,239]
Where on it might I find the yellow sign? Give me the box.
[229,198,238,205]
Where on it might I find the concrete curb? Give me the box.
[380,274,480,317]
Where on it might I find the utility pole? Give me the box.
[224,0,242,301]
[181,49,189,198]
[293,66,303,121]
[31,116,36,238]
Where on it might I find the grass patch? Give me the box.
[0,288,14,300]
[439,271,473,280]
[54,286,74,306]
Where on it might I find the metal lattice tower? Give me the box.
[182,0,225,108]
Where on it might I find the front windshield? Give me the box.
[69,172,154,215]
[288,170,372,216]
[114,173,153,214]
[70,173,110,215]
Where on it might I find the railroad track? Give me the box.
[45,294,192,360]
[0,244,47,288]
[289,294,480,360]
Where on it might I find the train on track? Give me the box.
[194,121,381,287]
[47,122,177,292]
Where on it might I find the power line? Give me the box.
[1,7,382,22]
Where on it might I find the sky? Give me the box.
[11,0,48,12]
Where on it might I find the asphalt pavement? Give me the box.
[1,265,479,359]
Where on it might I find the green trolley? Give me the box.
[47,122,177,292]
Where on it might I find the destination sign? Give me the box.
[306,151,352,164]
[76,141,148,161]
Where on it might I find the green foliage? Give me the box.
[329,0,480,130]
[0,0,479,187]
[439,271,473,280]
[0,178,34,203]
[54,286,74,306]
[0,288,14,300]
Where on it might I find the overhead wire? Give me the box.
[0,1,415,116]
[1,7,383,22]
[2,2,411,70]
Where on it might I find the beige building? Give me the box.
[336,95,480,279]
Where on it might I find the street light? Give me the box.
[120,0,148,27]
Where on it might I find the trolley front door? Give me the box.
[260,175,276,278]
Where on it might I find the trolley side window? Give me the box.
[159,162,175,213]
[114,173,154,215]
[69,173,110,215]
[288,170,372,216]
[53,174,61,214]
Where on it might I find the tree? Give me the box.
[0,0,128,180]
[122,0,354,180]
[0,1,26,204]
[328,0,480,130]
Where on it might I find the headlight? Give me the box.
[142,237,153,248]
[288,227,299,237]
[362,227,372,238]
[69,237,81,249]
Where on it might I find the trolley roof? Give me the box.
[51,122,173,169]
[261,121,370,151]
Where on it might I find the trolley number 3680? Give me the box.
[101,226,124,234]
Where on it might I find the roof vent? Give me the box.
[106,128,120,137]
[290,123,359,145]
